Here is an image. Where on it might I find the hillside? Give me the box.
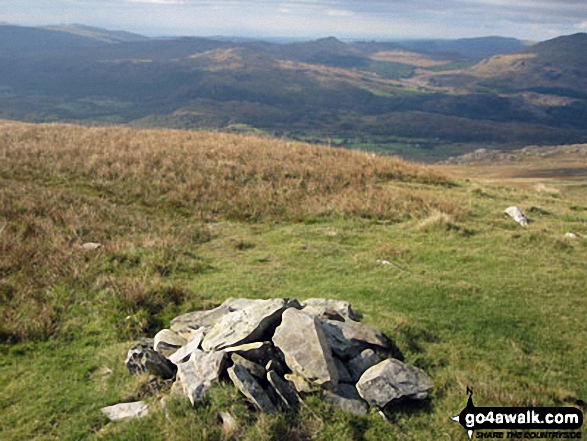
[1,121,586,439]
[0,24,586,159]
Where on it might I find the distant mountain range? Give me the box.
[0,23,585,159]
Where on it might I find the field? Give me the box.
[1,121,586,440]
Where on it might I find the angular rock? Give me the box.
[356,359,433,408]
[170,304,232,335]
[273,308,338,389]
[125,342,176,379]
[321,319,390,360]
[101,401,148,421]
[223,341,272,363]
[333,357,353,383]
[267,370,300,409]
[202,299,289,351]
[154,329,187,358]
[301,298,359,321]
[176,350,227,405]
[231,354,266,380]
[347,349,382,382]
[228,364,277,414]
[505,206,529,227]
[323,384,369,416]
[168,328,206,365]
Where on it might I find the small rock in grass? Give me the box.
[101,401,148,421]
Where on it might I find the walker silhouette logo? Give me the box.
[451,388,583,439]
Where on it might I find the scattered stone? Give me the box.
[505,206,529,227]
[321,319,390,360]
[125,342,176,379]
[347,349,382,382]
[81,242,102,251]
[267,370,301,409]
[376,260,392,266]
[323,384,369,416]
[168,328,206,365]
[228,364,277,414]
[231,354,266,380]
[565,232,579,239]
[202,298,289,351]
[273,308,339,390]
[154,329,187,358]
[101,401,148,421]
[301,298,359,321]
[356,359,433,408]
[218,411,239,438]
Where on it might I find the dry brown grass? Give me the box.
[0,121,454,222]
[0,121,458,342]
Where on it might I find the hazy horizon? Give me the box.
[1,1,586,41]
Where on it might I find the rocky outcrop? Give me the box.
[118,297,433,420]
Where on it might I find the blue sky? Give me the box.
[2,0,587,40]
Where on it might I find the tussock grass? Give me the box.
[0,122,454,222]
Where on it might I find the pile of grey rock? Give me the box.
[106,297,433,420]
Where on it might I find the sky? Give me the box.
[2,0,587,41]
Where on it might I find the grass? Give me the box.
[1,121,586,440]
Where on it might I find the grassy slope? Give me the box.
[0,121,586,440]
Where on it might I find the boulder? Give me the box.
[265,359,287,377]
[176,350,227,405]
[301,298,359,321]
[101,401,148,421]
[202,299,289,351]
[273,308,338,389]
[168,328,206,365]
[267,370,300,409]
[347,349,381,382]
[505,206,529,227]
[323,384,369,416]
[228,364,277,414]
[154,329,187,358]
[321,319,390,360]
[356,359,433,408]
[231,354,266,380]
[284,373,317,393]
[125,342,176,379]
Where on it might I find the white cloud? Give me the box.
[127,0,188,4]
[576,21,587,30]
[326,9,353,17]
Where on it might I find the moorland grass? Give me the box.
[0,121,585,440]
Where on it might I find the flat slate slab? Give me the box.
[228,364,277,414]
[272,308,338,389]
[202,298,289,351]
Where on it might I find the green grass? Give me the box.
[1,123,586,440]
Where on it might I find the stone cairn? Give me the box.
[103,298,433,421]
